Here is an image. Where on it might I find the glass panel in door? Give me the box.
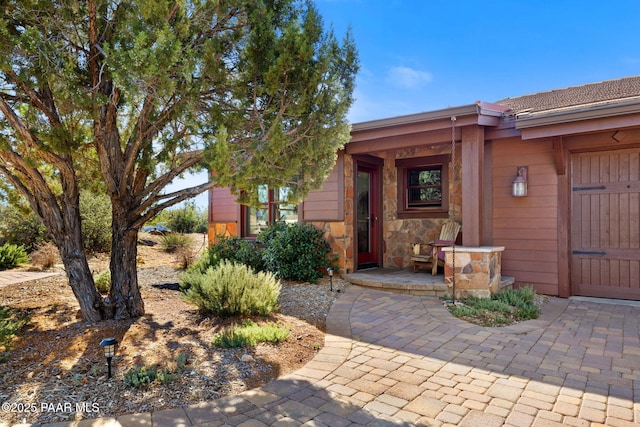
[357,170,371,257]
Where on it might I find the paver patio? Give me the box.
[3,279,640,426]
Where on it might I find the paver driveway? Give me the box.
[16,285,640,426]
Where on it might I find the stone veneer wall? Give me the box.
[381,145,462,269]
[442,247,505,298]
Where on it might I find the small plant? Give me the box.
[124,365,158,388]
[211,320,290,348]
[94,269,111,294]
[175,353,188,369]
[29,242,59,269]
[445,286,540,327]
[123,353,187,388]
[0,306,29,362]
[161,232,193,253]
[181,261,281,316]
[0,243,29,270]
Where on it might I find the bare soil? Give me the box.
[0,234,349,425]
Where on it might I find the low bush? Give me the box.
[211,320,289,348]
[0,243,29,270]
[29,242,60,269]
[189,236,264,275]
[94,269,111,294]
[80,192,112,253]
[0,204,49,253]
[161,232,193,253]
[259,223,334,283]
[166,202,208,234]
[175,245,197,270]
[181,261,280,317]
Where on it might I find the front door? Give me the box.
[356,164,380,269]
[571,148,640,299]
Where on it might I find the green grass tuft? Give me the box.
[211,320,290,348]
[445,286,540,327]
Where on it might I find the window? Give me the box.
[407,166,442,208]
[396,155,449,219]
[243,185,298,236]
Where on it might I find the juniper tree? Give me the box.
[0,0,357,321]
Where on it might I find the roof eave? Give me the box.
[351,104,480,132]
[515,100,640,129]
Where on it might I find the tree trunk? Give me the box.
[45,202,108,323]
[58,239,107,322]
[108,215,145,320]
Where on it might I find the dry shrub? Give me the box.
[175,245,197,269]
[29,242,60,269]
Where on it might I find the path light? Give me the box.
[512,166,528,197]
[99,337,117,379]
[327,267,334,292]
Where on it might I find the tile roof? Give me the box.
[495,75,640,116]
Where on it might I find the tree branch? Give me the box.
[134,180,215,229]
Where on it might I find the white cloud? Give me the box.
[386,66,432,89]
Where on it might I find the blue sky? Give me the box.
[180,0,640,208]
[315,0,640,123]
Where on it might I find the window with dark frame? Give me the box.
[242,184,298,237]
[406,166,443,208]
[396,155,449,219]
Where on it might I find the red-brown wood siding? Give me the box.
[302,153,344,221]
[491,138,560,294]
[209,187,239,222]
[571,148,640,299]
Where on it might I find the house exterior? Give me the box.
[209,76,640,300]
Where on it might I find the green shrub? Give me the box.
[211,320,289,348]
[0,204,49,253]
[80,192,112,253]
[181,260,280,316]
[163,202,208,234]
[0,244,29,270]
[188,236,264,276]
[259,223,334,283]
[94,269,111,294]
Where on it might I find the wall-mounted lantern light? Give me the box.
[512,166,528,197]
[99,337,117,379]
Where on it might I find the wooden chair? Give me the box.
[410,220,461,275]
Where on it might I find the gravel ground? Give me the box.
[0,260,350,425]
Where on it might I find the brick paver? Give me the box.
[5,284,640,427]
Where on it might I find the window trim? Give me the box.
[396,154,450,219]
[241,186,299,237]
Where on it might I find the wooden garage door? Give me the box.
[571,149,640,299]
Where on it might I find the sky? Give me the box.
[178,0,640,208]
[315,0,640,123]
